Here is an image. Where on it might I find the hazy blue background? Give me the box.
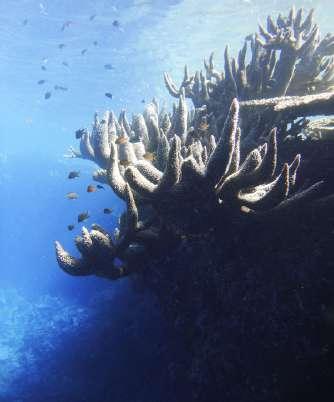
[0,0,333,401]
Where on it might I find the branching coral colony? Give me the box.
[56,7,334,281]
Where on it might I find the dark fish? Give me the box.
[61,20,73,31]
[66,192,79,200]
[112,20,120,28]
[75,128,86,139]
[41,65,47,71]
[87,185,97,193]
[93,41,98,46]
[105,92,113,99]
[103,208,113,214]
[54,85,68,91]
[67,224,75,231]
[81,49,87,55]
[22,19,28,26]
[97,185,105,190]
[104,63,114,70]
[119,160,131,167]
[37,79,46,85]
[58,43,66,49]
[68,171,80,179]
[141,99,145,103]
[44,91,51,99]
[62,61,69,67]
[143,152,156,162]
[89,14,96,21]
[115,136,127,145]
[78,211,90,222]
[198,122,209,131]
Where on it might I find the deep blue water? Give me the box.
[1,0,333,401]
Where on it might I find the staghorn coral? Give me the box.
[62,9,334,161]
[55,183,165,280]
[56,96,330,278]
[58,8,334,281]
[164,7,334,144]
[56,7,334,402]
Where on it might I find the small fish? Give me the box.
[67,224,75,231]
[54,85,68,91]
[97,185,105,190]
[22,19,28,26]
[104,63,114,70]
[141,99,145,103]
[93,40,98,46]
[66,192,79,200]
[39,3,48,16]
[62,61,69,67]
[44,91,51,99]
[37,79,46,85]
[143,152,156,162]
[115,137,127,145]
[105,92,113,99]
[68,171,80,179]
[41,65,47,71]
[81,49,88,55]
[198,122,209,131]
[78,211,90,223]
[58,43,66,49]
[89,14,96,21]
[119,160,131,167]
[103,208,113,214]
[112,20,120,28]
[61,20,73,31]
[75,128,86,139]
[87,184,97,193]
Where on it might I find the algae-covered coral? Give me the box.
[56,7,334,402]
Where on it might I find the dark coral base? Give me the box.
[142,203,334,402]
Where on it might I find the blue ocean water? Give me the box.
[0,0,333,401]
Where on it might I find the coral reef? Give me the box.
[56,7,334,402]
[57,95,330,278]
[164,7,334,144]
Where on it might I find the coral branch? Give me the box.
[240,91,334,118]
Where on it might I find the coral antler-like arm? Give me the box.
[55,183,147,279]
[92,117,111,168]
[124,183,138,235]
[206,98,239,183]
[204,52,222,82]
[107,142,128,199]
[157,136,182,192]
[55,241,91,275]
[240,91,334,119]
[164,71,181,97]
